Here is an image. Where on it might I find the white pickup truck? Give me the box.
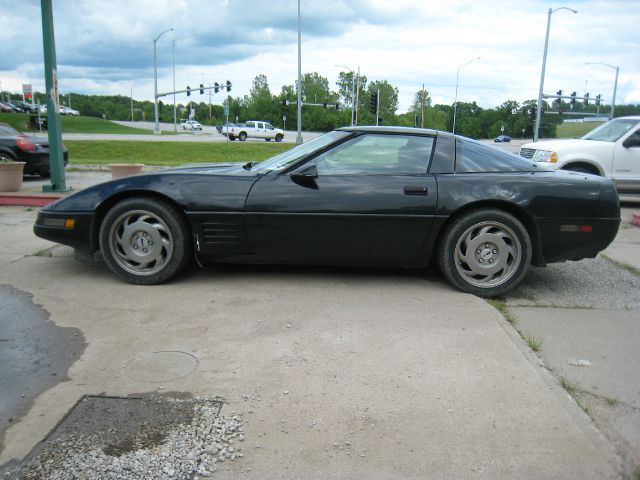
[221,120,284,142]
[520,116,640,195]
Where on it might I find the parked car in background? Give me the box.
[520,116,640,195]
[494,135,511,143]
[60,106,80,115]
[0,103,15,112]
[180,119,203,131]
[221,120,284,142]
[34,126,620,297]
[13,100,38,113]
[0,122,68,176]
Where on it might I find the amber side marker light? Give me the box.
[64,219,76,229]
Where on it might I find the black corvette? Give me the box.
[34,126,620,297]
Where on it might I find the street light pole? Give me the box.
[153,27,173,135]
[585,62,619,120]
[534,6,577,142]
[335,64,356,126]
[296,0,303,144]
[452,56,480,135]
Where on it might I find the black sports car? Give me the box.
[33,126,620,297]
[0,122,68,176]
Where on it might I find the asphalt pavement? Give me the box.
[1,171,638,477]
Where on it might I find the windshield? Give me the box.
[252,130,351,173]
[582,118,639,142]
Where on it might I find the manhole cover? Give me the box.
[124,351,198,383]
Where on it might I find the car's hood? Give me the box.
[521,138,611,152]
[155,162,251,175]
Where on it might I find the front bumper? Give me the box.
[33,210,97,258]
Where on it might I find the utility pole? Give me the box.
[40,0,68,192]
[354,66,360,126]
[296,0,303,144]
[130,87,134,122]
[421,83,425,128]
[376,88,380,126]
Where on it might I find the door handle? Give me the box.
[404,186,429,195]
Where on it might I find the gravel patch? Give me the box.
[10,395,244,479]
[505,256,640,310]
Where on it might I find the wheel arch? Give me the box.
[91,190,192,252]
[560,161,603,176]
[435,200,545,267]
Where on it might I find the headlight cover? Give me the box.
[532,149,558,163]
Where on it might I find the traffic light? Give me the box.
[214,82,219,93]
[226,80,231,92]
[584,92,590,106]
[158,100,163,112]
[596,94,601,106]
[187,86,191,97]
[570,92,576,107]
[323,103,327,108]
[335,102,339,111]
[370,92,378,114]
[199,84,204,95]
[282,99,289,107]
[555,90,562,108]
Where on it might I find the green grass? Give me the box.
[0,112,156,134]
[486,299,517,325]
[524,335,543,352]
[65,140,292,166]
[556,122,598,139]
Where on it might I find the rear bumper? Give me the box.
[536,217,621,263]
[21,151,69,174]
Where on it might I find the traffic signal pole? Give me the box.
[40,0,68,192]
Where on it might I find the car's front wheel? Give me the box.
[275,134,283,142]
[437,209,531,297]
[99,197,192,285]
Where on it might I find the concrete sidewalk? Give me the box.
[0,203,621,478]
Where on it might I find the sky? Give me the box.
[1,0,639,112]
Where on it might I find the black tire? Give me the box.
[275,134,283,142]
[228,135,236,141]
[437,209,532,297]
[265,138,271,142]
[239,132,247,141]
[99,197,192,285]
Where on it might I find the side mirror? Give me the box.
[622,134,640,148]
[290,164,318,188]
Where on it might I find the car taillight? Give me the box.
[16,135,36,152]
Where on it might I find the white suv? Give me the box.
[181,119,203,131]
[520,116,640,195]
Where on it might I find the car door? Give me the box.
[245,133,438,266]
[613,128,640,193]
[256,122,267,139]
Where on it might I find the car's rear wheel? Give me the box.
[437,209,531,297]
[239,132,247,141]
[99,197,192,285]
[275,134,283,142]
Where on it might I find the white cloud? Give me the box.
[0,0,638,111]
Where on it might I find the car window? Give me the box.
[312,134,434,176]
[265,123,274,130]
[245,121,255,128]
[456,139,534,173]
[582,118,639,142]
